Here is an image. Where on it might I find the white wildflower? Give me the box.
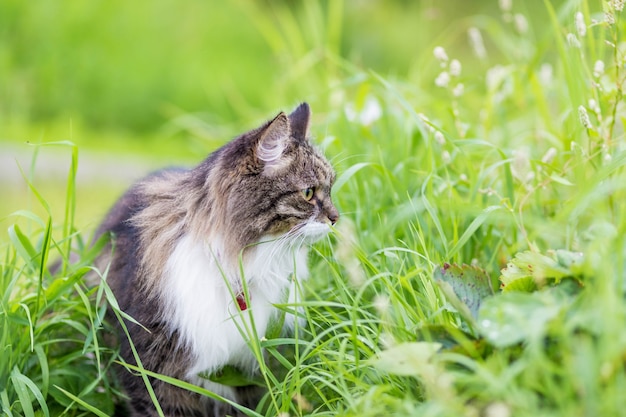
[588,99,600,114]
[485,402,511,417]
[335,219,366,287]
[486,65,507,91]
[344,96,382,126]
[468,27,487,59]
[541,147,557,164]
[606,9,616,25]
[566,33,581,48]
[379,332,396,349]
[433,46,449,63]
[373,294,391,315]
[514,14,529,34]
[575,12,586,37]
[539,63,553,86]
[360,97,382,126]
[435,71,451,88]
[511,149,533,184]
[330,89,346,108]
[419,113,435,133]
[499,0,512,12]
[499,0,512,21]
[292,394,312,413]
[613,0,625,12]
[458,122,469,138]
[604,152,613,163]
[442,150,451,164]
[452,83,465,97]
[434,131,446,145]
[449,59,462,76]
[593,60,605,78]
[578,105,592,129]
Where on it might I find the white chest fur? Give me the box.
[160,233,309,381]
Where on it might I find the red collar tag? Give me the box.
[236,293,248,311]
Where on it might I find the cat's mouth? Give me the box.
[294,221,332,243]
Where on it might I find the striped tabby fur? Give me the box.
[94,103,338,416]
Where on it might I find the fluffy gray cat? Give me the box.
[94,103,338,416]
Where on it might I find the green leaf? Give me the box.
[477,292,563,348]
[10,366,50,417]
[53,386,108,417]
[372,342,442,377]
[122,362,263,417]
[499,250,585,291]
[555,249,584,271]
[549,173,574,186]
[433,263,494,321]
[501,276,537,292]
[0,389,15,417]
[333,162,372,192]
[446,205,502,259]
[199,365,265,388]
[8,224,38,271]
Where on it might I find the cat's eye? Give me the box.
[302,187,315,201]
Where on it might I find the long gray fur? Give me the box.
[94,103,338,416]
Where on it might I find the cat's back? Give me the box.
[97,168,184,234]
[94,167,188,300]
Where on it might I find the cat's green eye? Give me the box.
[302,187,315,201]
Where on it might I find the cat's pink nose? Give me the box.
[327,207,339,225]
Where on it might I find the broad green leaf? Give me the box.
[436,280,476,327]
[372,342,442,377]
[555,249,584,271]
[500,250,585,291]
[434,263,494,320]
[501,276,537,292]
[478,292,563,348]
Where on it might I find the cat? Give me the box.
[93,103,339,416]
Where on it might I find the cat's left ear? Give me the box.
[256,112,290,172]
[288,102,311,141]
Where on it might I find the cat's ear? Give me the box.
[288,102,311,141]
[256,112,290,169]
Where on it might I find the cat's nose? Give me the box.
[326,206,339,226]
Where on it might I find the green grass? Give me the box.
[2,0,626,416]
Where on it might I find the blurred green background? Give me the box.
[0,0,563,236]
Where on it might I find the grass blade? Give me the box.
[54,386,109,417]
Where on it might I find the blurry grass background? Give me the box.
[1,0,559,236]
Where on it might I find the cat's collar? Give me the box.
[236,293,248,311]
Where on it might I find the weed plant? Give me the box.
[2,0,626,416]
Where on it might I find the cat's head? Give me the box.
[198,103,338,250]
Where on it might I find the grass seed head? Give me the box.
[575,12,586,37]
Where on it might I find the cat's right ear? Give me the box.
[288,102,311,141]
[256,112,290,174]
